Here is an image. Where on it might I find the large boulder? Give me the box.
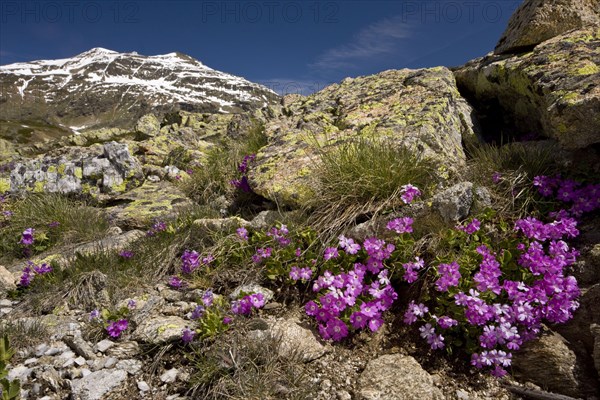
[512,331,581,397]
[495,0,600,54]
[455,28,600,149]
[106,180,194,228]
[249,67,479,207]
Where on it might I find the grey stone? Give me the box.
[137,381,151,392]
[71,369,128,400]
[64,335,96,360]
[116,359,143,375]
[95,339,115,353]
[132,315,188,344]
[358,354,444,400]
[106,341,140,359]
[268,318,329,362]
[230,284,274,303]
[160,368,178,383]
[104,357,118,369]
[135,114,160,137]
[432,182,474,223]
[37,366,66,392]
[8,365,32,382]
[590,324,600,378]
[74,356,86,366]
[0,265,16,293]
[513,331,580,397]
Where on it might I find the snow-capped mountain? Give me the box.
[0,48,279,131]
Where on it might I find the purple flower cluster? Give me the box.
[533,175,600,216]
[238,154,256,174]
[168,276,186,289]
[407,211,582,377]
[231,293,265,316]
[106,319,128,338]
[19,261,52,287]
[180,250,214,275]
[400,184,421,204]
[338,235,361,254]
[147,221,168,236]
[289,266,313,281]
[307,235,399,341]
[266,224,291,246]
[435,261,461,292]
[236,227,249,241]
[182,327,196,343]
[20,228,35,245]
[457,218,481,235]
[386,217,414,234]
[119,250,134,259]
[230,154,256,193]
[251,247,273,264]
[401,257,425,283]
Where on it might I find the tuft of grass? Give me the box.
[466,141,560,218]
[307,137,435,239]
[0,194,109,263]
[187,326,312,400]
[0,319,50,353]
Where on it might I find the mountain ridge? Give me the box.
[0,48,279,133]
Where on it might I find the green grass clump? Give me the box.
[179,121,268,211]
[466,141,560,218]
[308,137,435,238]
[188,327,312,400]
[0,194,109,263]
[0,320,49,353]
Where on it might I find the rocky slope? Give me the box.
[1,0,600,399]
[0,48,278,134]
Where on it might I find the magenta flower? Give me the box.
[236,227,249,241]
[202,290,214,307]
[89,309,100,321]
[119,250,134,259]
[106,319,128,338]
[181,250,200,274]
[191,305,205,320]
[182,327,196,343]
[169,276,186,289]
[386,217,414,234]
[223,316,233,325]
[323,247,339,260]
[325,318,348,341]
[492,172,502,183]
[400,184,421,204]
[20,228,34,245]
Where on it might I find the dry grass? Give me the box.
[187,325,313,400]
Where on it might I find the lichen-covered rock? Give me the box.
[455,28,600,149]
[268,318,329,362]
[249,67,479,207]
[512,331,580,397]
[432,182,474,222]
[495,0,600,54]
[132,315,189,344]
[106,181,193,228]
[135,113,160,137]
[358,354,444,400]
[9,141,143,194]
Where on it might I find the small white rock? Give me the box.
[96,339,115,353]
[160,368,178,383]
[74,356,86,366]
[104,357,118,369]
[81,368,92,377]
[24,358,38,366]
[137,381,151,392]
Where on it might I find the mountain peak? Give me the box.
[0,48,279,130]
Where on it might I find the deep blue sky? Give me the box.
[0,0,521,94]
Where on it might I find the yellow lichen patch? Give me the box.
[33,181,45,193]
[0,178,10,193]
[575,63,600,75]
[74,167,83,179]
